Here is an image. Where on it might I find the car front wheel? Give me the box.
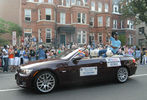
[34,71,56,93]
[117,67,128,83]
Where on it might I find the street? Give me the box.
[0,65,147,100]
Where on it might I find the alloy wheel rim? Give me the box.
[117,68,128,82]
[36,73,55,93]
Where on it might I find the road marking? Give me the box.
[130,74,147,78]
[0,88,22,92]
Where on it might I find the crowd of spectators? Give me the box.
[0,42,146,72]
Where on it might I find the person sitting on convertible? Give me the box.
[98,31,121,57]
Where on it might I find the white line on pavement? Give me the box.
[130,74,147,78]
[0,88,22,92]
[0,74,147,92]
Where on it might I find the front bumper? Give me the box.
[15,72,33,88]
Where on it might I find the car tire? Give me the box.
[117,67,128,83]
[34,71,56,93]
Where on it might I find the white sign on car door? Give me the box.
[80,67,97,76]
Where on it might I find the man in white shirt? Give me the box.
[2,45,9,72]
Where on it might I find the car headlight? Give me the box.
[19,68,33,76]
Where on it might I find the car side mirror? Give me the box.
[73,56,83,64]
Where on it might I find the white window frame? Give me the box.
[106,16,110,27]
[45,8,52,20]
[77,0,81,6]
[98,16,103,27]
[77,31,87,44]
[60,12,66,24]
[77,13,86,24]
[127,20,134,29]
[113,20,117,29]
[105,3,109,12]
[71,0,76,5]
[91,1,95,11]
[46,28,52,43]
[113,5,119,13]
[90,17,94,27]
[98,2,102,12]
[25,9,31,22]
[38,9,41,20]
[48,0,53,4]
[66,0,70,7]
[27,0,34,2]
[38,0,44,3]
[98,33,103,44]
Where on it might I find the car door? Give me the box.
[67,57,102,83]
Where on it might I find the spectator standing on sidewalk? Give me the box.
[2,45,9,72]
[23,48,29,64]
[8,45,15,71]
[29,47,36,61]
[37,45,46,60]
[14,46,20,67]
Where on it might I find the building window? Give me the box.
[105,3,109,12]
[98,33,103,44]
[27,0,34,2]
[98,16,103,27]
[77,0,81,6]
[77,31,87,44]
[113,5,119,13]
[24,28,32,37]
[127,20,134,29]
[128,34,133,45]
[113,20,117,29]
[48,0,53,3]
[46,29,52,43]
[45,8,51,20]
[38,9,41,20]
[121,20,124,29]
[90,17,94,27]
[139,27,145,34]
[25,9,31,22]
[66,0,70,7]
[106,16,110,27]
[60,13,66,24]
[98,2,102,12]
[77,13,86,24]
[91,1,95,11]
[71,0,75,5]
[38,0,44,3]
[84,0,88,4]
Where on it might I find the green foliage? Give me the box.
[0,18,22,36]
[0,37,10,46]
[118,34,126,46]
[121,0,147,25]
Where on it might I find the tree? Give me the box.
[121,0,147,24]
[0,18,22,36]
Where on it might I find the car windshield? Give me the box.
[57,48,82,60]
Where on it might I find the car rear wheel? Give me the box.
[34,71,56,93]
[117,67,128,83]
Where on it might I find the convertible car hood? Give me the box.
[21,58,63,69]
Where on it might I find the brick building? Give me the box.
[22,0,113,46]
[112,0,136,46]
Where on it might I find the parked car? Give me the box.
[15,48,137,93]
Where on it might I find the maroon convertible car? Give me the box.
[15,48,137,93]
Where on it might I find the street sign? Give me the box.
[12,31,17,46]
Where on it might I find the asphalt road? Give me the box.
[0,65,147,100]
